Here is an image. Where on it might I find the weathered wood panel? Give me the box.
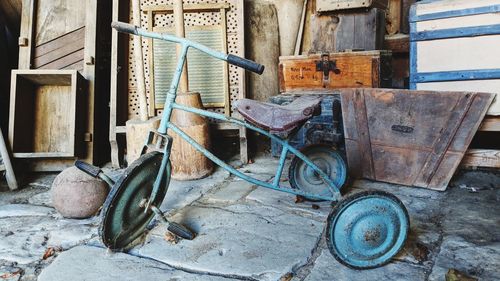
[341,88,494,190]
[461,149,500,168]
[279,51,391,92]
[33,27,85,69]
[316,0,388,12]
[34,0,86,46]
[310,8,385,53]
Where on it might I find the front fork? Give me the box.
[141,131,174,212]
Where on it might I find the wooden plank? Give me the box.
[415,93,475,187]
[384,34,409,53]
[386,0,401,35]
[316,0,388,12]
[36,49,85,69]
[335,8,385,52]
[61,60,84,71]
[353,89,375,179]
[0,130,18,190]
[18,0,36,69]
[479,116,500,131]
[33,27,85,58]
[142,3,230,13]
[33,37,85,68]
[461,149,500,168]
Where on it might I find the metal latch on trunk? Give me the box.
[315,54,341,82]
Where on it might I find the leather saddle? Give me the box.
[234,96,322,136]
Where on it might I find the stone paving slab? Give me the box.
[0,213,97,264]
[160,168,230,212]
[38,246,234,281]
[245,187,332,221]
[0,204,54,217]
[202,181,256,204]
[428,236,500,281]
[301,248,428,281]
[132,203,324,281]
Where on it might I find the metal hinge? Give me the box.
[315,54,341,81]
[84,133,93,142]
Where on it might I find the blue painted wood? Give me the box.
[410,4,500,22]
[411,24,500,41]
[410,69,500,83]
[409,22,417,90]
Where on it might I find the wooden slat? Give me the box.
[62,60,84,71]
[461,149,500,168]
[353,89,375,179]
[34,38,85,68]
[416,93,475,186]
[479,116,500,131]
[34,27,85,58]
[143,3,230,13]
[384,34,409,53]
[37,49,85,70]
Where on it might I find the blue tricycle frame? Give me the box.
[87,21,410,270]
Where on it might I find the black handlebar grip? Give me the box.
[111,21,139,35]
[75,160,102,178]
[227,54,265,75]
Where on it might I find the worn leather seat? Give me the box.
[234,96,322,135]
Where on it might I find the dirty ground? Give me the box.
[0,155,499,281]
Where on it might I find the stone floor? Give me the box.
[0,155,499,281]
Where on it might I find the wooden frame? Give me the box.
[8,69,85,158]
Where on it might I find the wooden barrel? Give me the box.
[170,92,213,180]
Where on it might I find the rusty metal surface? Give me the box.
[235,96,322,133]
[340,88,494,190]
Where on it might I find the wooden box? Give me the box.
[9,70,86,158]
[279,51,392,93]
[341,88,494,191]
[409,0,500,116]
[316,0,388,12]
[310,8,386,53]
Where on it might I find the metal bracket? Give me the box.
[315,54,340,81]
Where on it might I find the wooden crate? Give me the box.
[341,88,494,190]
[409,0,500,116]
[8,70,86,158]
[316,0,388,12]
[279,50,392,93]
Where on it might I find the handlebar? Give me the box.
[111,21,265,75]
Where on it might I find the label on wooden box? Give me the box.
[316,0,388,12]
[279,51,392,92]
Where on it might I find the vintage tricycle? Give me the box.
[75,21,410,269]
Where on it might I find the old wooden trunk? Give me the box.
[341,88,494,191]
[279,51,391,93]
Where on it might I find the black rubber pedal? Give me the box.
[75,160,102,178]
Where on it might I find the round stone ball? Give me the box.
[51,166,109,218]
